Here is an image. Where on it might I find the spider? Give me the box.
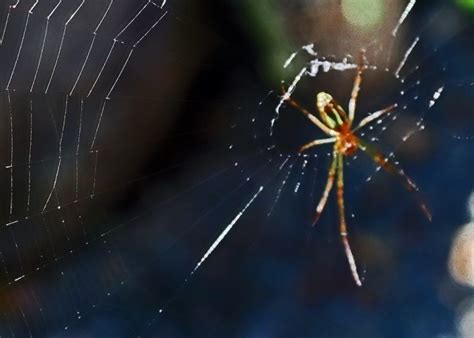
[282,50,431,286]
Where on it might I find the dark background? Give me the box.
[0,0,473,337]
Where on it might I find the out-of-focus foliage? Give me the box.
[457,0,474,13]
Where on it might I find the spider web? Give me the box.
[0,0,473,337]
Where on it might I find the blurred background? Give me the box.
[0,0,474,337]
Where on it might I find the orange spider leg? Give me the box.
[298,137,336,153]
[336,154,362,286]
[312,149,338,226]
[355,104,398,130]
[281,85,338,136]
[348,49,366,123]
[357,137,432,221]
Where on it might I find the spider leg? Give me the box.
[336,154,363,286]
[355,104,398,130]
[299,137,336,153]
[357,137,432,221]
[281,85,338,136]
[348,49,367,123]
[312,149,337,226]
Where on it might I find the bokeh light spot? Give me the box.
[341,0,385,31]
[449,222,474,287]
[468,191,474,220]
[457,298,474,338]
